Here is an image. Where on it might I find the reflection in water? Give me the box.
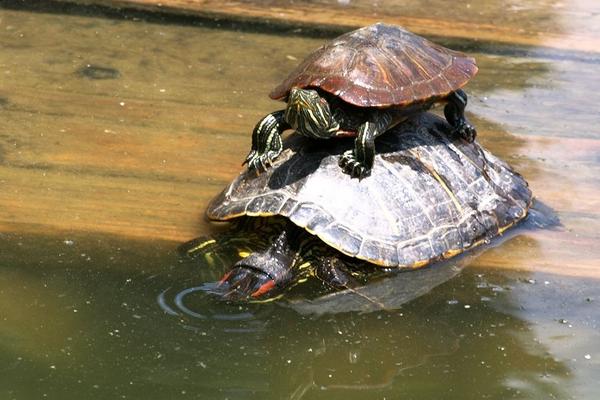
[173,200,557,314]
[159,236,573,399]
[0,225,593,399]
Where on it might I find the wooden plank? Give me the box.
[0,7,598,279]
[0,165,215,241]
[62,0,600,55]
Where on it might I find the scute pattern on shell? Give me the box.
[207,113,531,268]
[270,23,478,107]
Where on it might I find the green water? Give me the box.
[2,230,598,399]
[1,1,599,399]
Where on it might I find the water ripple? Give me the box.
[157,284,267,333]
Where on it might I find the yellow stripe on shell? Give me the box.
[408,148,463,214]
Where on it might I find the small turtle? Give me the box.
[190,113,531,300]
[245,23,478,178]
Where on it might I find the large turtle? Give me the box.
[188,113,531,300]
[245,23,478,178]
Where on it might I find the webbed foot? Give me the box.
[339,150,371,179]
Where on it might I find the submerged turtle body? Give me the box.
[208,113,531,272]
[245,23,479,178]
[270,23,477,107]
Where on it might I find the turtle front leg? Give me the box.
[315,257,360,290]
[339,110,393,178]
[244,110,290,173]
[444,89,477,142]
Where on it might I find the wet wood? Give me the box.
[65,0,600,54]
[0,6,598,278]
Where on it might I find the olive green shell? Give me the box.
[207,113,531,268]
[270,23,478,107]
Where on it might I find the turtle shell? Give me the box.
[207,113,531,268]
[270,23,478,107]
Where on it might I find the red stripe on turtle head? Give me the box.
[251,280,276,298]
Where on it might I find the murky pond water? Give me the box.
[2,229,598,399]
[0,2,599,399]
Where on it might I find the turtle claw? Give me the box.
[242,150,256,166]
[245,154,267,174]
[244,151,281,174]
[339,150,371,179]
[453,121,477,143]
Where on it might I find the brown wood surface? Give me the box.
[65,0,600,54]
[0,5,598,278]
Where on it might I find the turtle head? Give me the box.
[211,224,300,300]
[285,88,340,138]
[214,250,294,300]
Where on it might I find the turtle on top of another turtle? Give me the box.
[244,23,478,178]
[187,113,532,301]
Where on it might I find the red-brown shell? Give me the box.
[270,23,478,107]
